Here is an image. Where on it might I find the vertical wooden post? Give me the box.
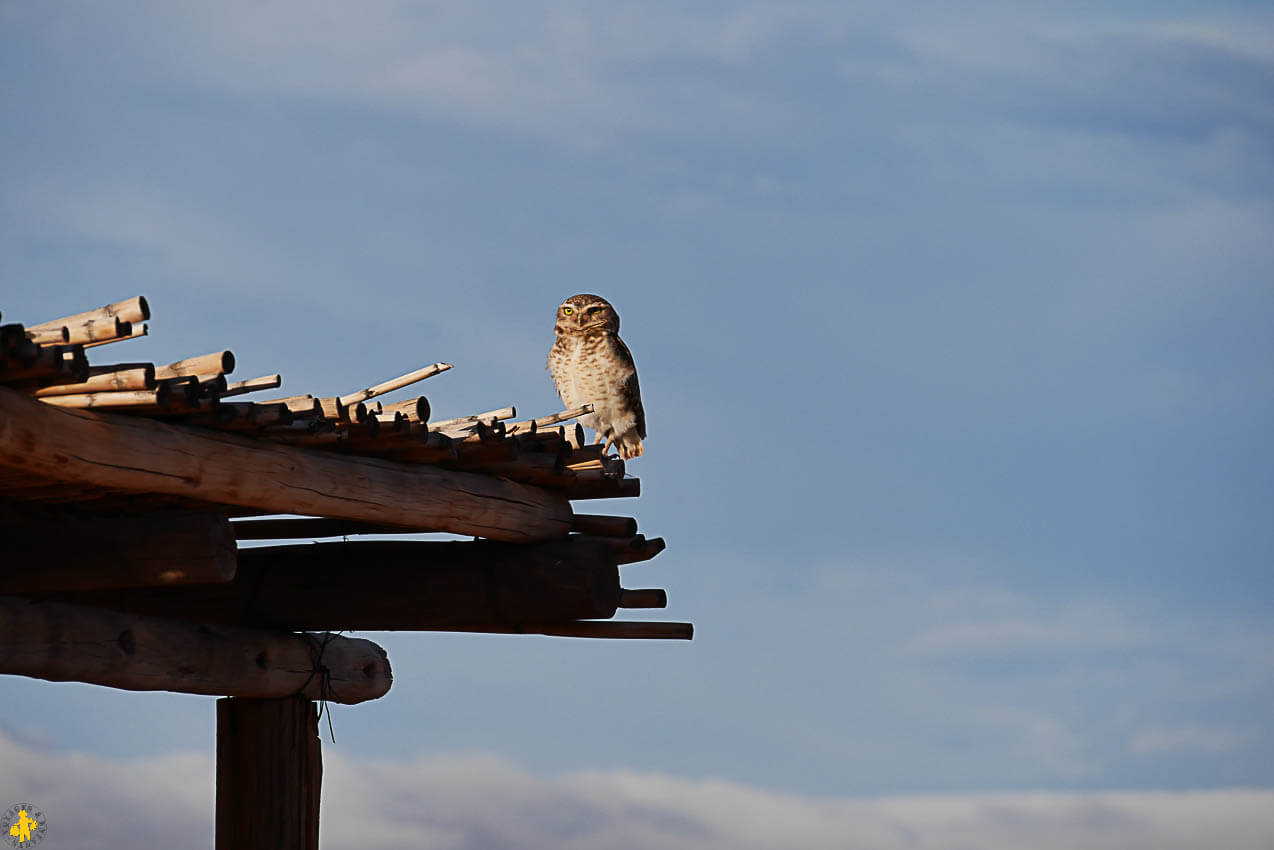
[216,696,322,850]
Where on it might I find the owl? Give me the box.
[548,294,646,459]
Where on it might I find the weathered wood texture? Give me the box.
[0,506,236,592]
[70,539,623,629]
[0,595,392,702]
[0,387,573,542]
[216,696,321,850]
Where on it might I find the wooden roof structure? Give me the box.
[0,295,689,849]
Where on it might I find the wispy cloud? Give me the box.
[0,728,1271,850]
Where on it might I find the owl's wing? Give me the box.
[615,336,646,439]
[625,371,646,439]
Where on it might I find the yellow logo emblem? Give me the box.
[2,804,46,848]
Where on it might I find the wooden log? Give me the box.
[222,374,282,397]
[0,506,236,592]
[38,386,172,411]
[428,406,516,434]
[63,316,129,345]
[73,539,622,629]
[187,402,295,429]
[0,324,31,357]
[232,517,428,539]
[337,362,451,406]
[618,589,668,609]
[315,397,347,421]
[155,350,235,379]
[571,534,666,565]
[378,395,430,423]
[572,514,638,537]
[276,397,322,415]
[196,373,230,396]
[25,325,70,345]
[562,472,641,501]
[81,322,148,348]
[1,343,89,384]
[31,364,156,396]
[0,595,393,702]
[0,386,574,542]
[216,696,321,850]
[263,394,314,406]
[503,404,594,435]
[27,295,150,334]
[443,621,693,640]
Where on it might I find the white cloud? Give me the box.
[0,729,1270,850]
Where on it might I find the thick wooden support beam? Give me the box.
[0,595,392,703]
[216,696,321,850]
[0,506,236,592]
[0,387,572,542]
[70,539,622,629]
[572,514,638,538]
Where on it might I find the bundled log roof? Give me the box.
[0,296,689,709]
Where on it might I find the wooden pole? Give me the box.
[31,364,156,396]
[0,596,392,702]
[0,387,573,542]
[70,538,625,629]
[221,374,283,397]
[618,589,668,609]
[0,506,236,592]
[154,350,235,380]
[572,514,638,537]
[80,323,148,348]
[28,296,150,334]
[337,362,451,406]
[216,696,321,850]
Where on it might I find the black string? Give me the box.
[294,630,343,743]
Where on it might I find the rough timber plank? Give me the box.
[1,505,237,592]
[0,387,572,542]
[69,538,623,630]
[0,595,391,703]
[216,696,321,850]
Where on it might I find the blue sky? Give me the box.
[2,1,1272,846]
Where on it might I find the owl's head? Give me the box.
[555,294,620,335]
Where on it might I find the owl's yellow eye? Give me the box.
[562,306,574,315]
[588,307,603,315]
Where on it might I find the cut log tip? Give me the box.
[618,588,668,609]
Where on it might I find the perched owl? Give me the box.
[548,294,646,459]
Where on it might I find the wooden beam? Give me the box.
[618,589,668,609]
[0,595,392,703]
[337,362,451,406]
[154,350,235,380]
[572,514,638,538]
[69,538,623,629]
[0,386,573,542]
[28,296,150,334]
[28,296,150,345]
[81,323,148,348]
[221,374,283,398]
[0,506,236,592]
[216,696,321,850]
